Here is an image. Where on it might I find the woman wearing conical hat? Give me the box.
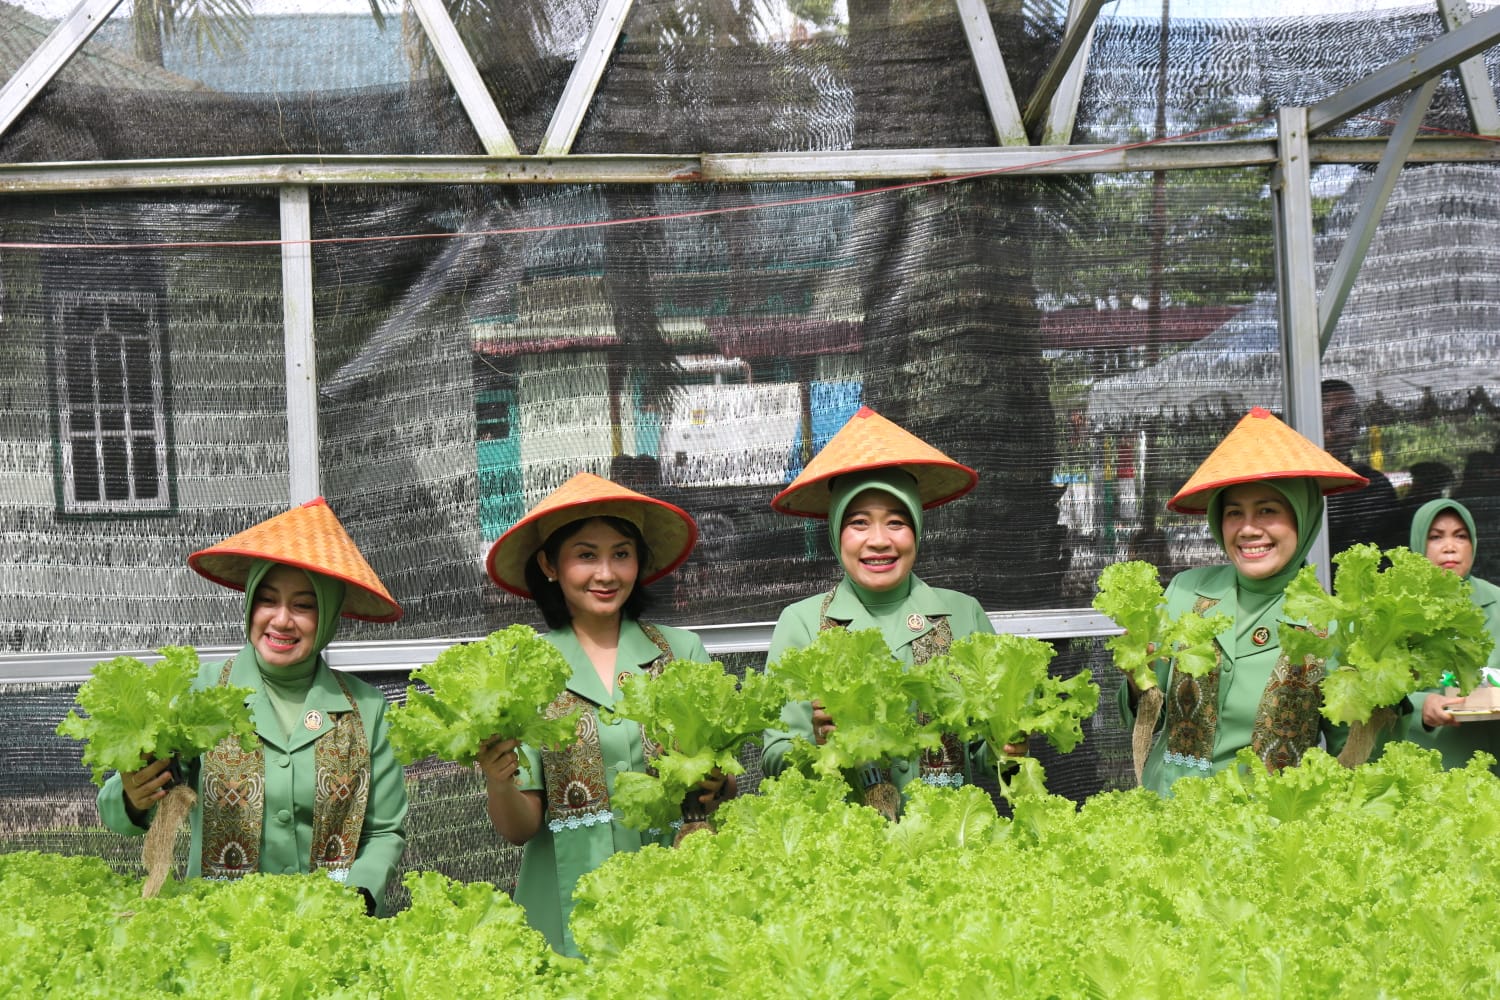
[1400,499,1500,774]
[1121,407,1367,795]
[478,472,728,957]
[99,497,408,913]
[760,407,1009,811]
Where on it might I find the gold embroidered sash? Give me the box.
[1163,598,1328,773]
[200,659,370,879]
[539,624,675,832]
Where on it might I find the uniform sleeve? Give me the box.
[347,696,409,915]
[760,609,817,779]
[97,771,150,837]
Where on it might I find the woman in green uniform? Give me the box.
[1402,498,1500,773]
[478,472,729,957]
[1121,407,1365,795]
[99,497,409,914]
[760,406,1003,805]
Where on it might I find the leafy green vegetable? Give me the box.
[922,632,1100,756]
[1281,543,1495,725]
[55,646,256,786]
[568,743,1500,998]
[770,627,944,781]
[387,624,580,767]
[1093,560,1231,689]
[605,660,785,832]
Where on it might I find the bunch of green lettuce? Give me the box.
[388,624,580,767]
[770,626,944,781]
[1282,543,1495,725]
[922,632,1100,759]
[365,871,581,999]
[0,856,575,999]
[1092,560,1230,691]
[604,660,786,833]
[568,744,1500,998]
[55,646,256,786]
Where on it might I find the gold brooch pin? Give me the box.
[1251,627,1270,647]
[303,709,324,731]
[907,613,925,632]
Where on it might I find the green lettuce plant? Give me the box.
[55,646,256,786]
[388,624,580,767]
[1092,560,1230,782]
[605,659,785,840]
[1281,542,1494,766]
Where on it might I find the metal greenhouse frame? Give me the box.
[3,0,1500,680]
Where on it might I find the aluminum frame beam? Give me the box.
[1437,0,1500,136]
[406,0,519,156]
[279,185,320,504]
[1035,0,1105,147]
[0,0,124,139]
[1271,107,1331,589]
[1308,5,1500,134]
[0,609,1121,682]
[538,0,636,155]
[6,137,1500,194]
[1318,76,1439,351]
[954,0,1028,146]
[1024,0,1107,141]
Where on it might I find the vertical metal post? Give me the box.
[1271,106,1330,586]
[280,185,321,504]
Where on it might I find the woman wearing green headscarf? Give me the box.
[98,498,409,914]
[1401,498,1500,773]
[760,407,999,805]
[1119,408,1366,795]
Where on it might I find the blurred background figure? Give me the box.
[1322,379,1403,556]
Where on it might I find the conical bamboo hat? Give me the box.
[188,497,402,622]
[771,406,977,518]
[1168,406,1368,514]
[486,472,698,598]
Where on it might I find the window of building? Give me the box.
[52,291,172,514]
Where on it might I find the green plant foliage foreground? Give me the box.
[8,744,1500,998]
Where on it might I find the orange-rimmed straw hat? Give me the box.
[486,472,698,599]
[188,497,403,622]
[771,406,978,518]
[1168,406,1368,514]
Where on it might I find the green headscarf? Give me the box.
[827,469,923,640]
[1409,498,1477,578]
[243,559,346,737]
[1205,477,1323,660]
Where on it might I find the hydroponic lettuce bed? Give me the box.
[5,743,1497,999]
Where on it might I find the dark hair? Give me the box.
[1321,378,1356,398]
[522,515,655,630]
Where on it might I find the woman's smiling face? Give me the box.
[1219,482,1298,580]
[838,489,916,592]
[249,564,319,668]
[538,517,640,626]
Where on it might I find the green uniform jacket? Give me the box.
[759,574,995,793]
[1118,564,1348,795]
[1403,574,1500,773]
[98,654,409,913]
[514,619,708,957]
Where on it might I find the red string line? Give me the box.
[0,114,1306,253]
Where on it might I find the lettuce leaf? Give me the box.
[1093,560,1231,690]
[770,626,945,781]
[921,632,1099,755]
[605,660,785,832]
[55,646,256,786]
[1281,543,1495,725]
[387,624,580,767]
